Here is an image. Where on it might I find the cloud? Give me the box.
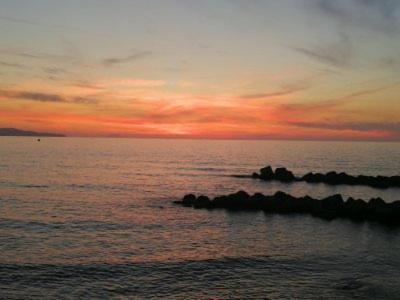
[316,0,400,34]
[241,82,309,99]
[102,51,152,66]
[72,96,99,104]
[0,90,65,102]
[0,48,77,67]
[0,89,98,104]
[0,61,26,69]
[42,67,67,75]
[289,120,400,135]
[72,81,105,91]
[291,34,353,68]
[100,78,166,88]
[271,82,400,124]
[0,15,109,38]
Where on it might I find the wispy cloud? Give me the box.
[42,67,67,75]
[276,82,400,115]
[0,89,98,104]
[241,82,309,99]
[102,51,152,67]
[0,15,109,38]
[289,120,400,136]
[0,60,27,69]
[291,34,353,68]
[0,90,65,103]
[316,0,400,34]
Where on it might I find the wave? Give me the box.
[0,218,131,232]
[0,255,397,299]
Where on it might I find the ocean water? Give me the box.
[0,137,400,299]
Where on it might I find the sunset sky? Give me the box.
[0,0,399,140]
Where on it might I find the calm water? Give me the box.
[0,137,400,299]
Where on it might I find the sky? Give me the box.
[0,0,399,140]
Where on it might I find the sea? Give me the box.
[0,137,399,299]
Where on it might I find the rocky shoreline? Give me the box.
[248,166,400,189]
[174,191,400,226]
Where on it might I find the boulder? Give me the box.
[182,194,196,207]
[321,194,344,212]
[368,197,387,216]
[344,197,368,218]
[193,195,211,208]
[251,172,260,179]
[225,191,251,209]
[175,190,400,226]
[259,166,274,180]
[274,167,296,182]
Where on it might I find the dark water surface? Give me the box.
[0,137,399,299]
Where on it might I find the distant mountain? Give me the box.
[0,128,66,137]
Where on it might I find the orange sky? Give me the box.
[1,0,400,141]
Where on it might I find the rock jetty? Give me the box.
[249,166,400,189]
[174,191,400,225]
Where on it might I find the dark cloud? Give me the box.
[0,89,98,104]
[102,51,152,66]
[291,34,353,68]
[3,91,65,103]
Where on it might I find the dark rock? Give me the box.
[253,165,400,189]
[259,166,274,180]
[344,197,368,218]
[301,172,315,182]
[182,194,196,207]
[193,195,211,208]
[252,172,260,179]
[174,191,400,226]
[249,193,266,208]
[321,194,344,212]
[368,197,388,217]
[274,167,296,182]
[224,191,251,209]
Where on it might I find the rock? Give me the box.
[274,167,295,182]
[193,195,211,208]
[368,197,387,217]
[259,166,274,180]
[225,191,251,209]
[253,166,400,189]
[249,193,266,208]
[301,172,315,182]
[182,194,196,207]
[344,197,368,218]
[252,172,260,179]
[174,190,400,226]
[302,172,325,183]
[321,194,344,212]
